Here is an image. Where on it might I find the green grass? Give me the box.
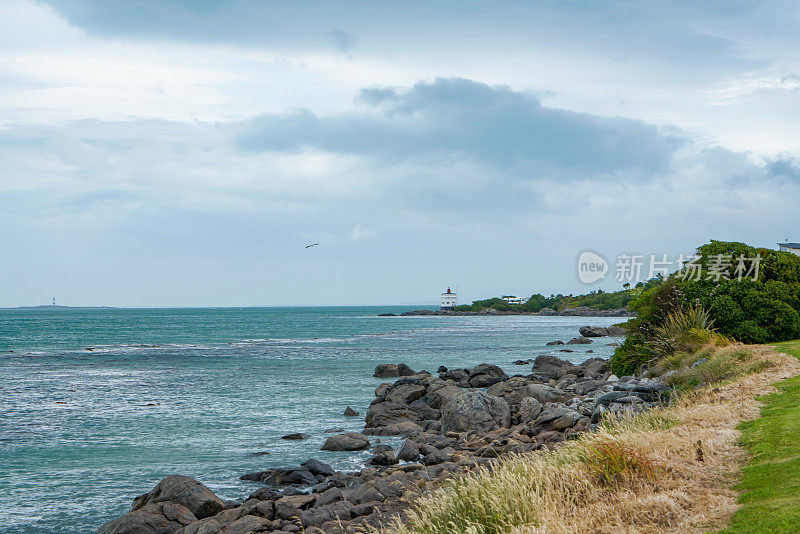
[720,340,800,533]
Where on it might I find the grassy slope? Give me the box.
[722,340,800,533]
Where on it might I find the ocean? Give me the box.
[0,306,623,533]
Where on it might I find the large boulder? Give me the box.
[530,403,582,432]
[518,397,543,422]
[526,383,571,404]
[467,363,509,388]
[239,467,317,486]
[374,364,399,378]
[384,382,426,405]
[321,433,371,451]
[425,380,463,409]
[130,475,224,520]
[97,502,197,534]
[579,326,609,337]
[441,390,511,433]
[397,363,416,376]
[301,459,336,478]
[396,439,420,462]
[532,355,570,379]
[364,402,420,428]
[487,377,537,406]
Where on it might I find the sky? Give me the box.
[2,0,800,307]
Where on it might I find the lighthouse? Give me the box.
[440,287,457,310]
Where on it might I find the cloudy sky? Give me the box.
[2,0,800,307]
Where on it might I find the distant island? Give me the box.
[3,305,118,310]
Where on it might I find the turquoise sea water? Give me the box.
[0,307,623,533]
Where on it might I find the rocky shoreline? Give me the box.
[97,326,665,534]
[380,306,634,317]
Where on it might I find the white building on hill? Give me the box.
[501,295,528,305]
[441,287,457,309]
[778,243,800,256]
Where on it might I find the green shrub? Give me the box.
[611,240,800,374]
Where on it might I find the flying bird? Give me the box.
[305,243,320,248]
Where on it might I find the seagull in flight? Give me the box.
[305,243,320,248]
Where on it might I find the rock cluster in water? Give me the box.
[97,328,666,534]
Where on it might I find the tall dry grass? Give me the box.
[380,346,799,534]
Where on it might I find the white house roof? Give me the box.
[779,242,800,249]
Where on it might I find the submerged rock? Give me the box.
[567,337,593,345]
[281,432,310,440]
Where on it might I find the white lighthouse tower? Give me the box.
[440,287,457,310]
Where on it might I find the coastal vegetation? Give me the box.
[610,240,800,376]
[383,312,799,533]
[453,285,644,313]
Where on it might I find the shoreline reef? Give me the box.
[98,325,667,534]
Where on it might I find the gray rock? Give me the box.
[441,390,511,433]
[281,433,310,440]
[274,494,317,521]
[426,381,463,409]
[370,451,397,466]
[374,364,399,378]
[532,355,570,379]
[487,377,536,406]
[247,486,281,501]
[546,340,565,345]
[467,363,509,387]
[385,382,426,405]
[525,383,570,404]
[595,390,631,405]
[584,359,609,378]
[301,501,354,528]
[97,502,197,534]
[566,337,593,345]
[363,421,424,436]
[348,484,385,505]
[321,433,371,451]
[396,439,420,462]
[343,406,359,417]
[397,363,416,376]
[571,379,605,395]
[130,475,224,520]
[533,404,581,431]
[579,326,609,337]
[364,402,419,428]
[301,459,336,478]
[240,468,317,486]
[422,447,454,465]
[216,515,271,534]
[518,397,543,422]
[591,404,608,423]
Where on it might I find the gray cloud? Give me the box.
[238,78,682,179]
